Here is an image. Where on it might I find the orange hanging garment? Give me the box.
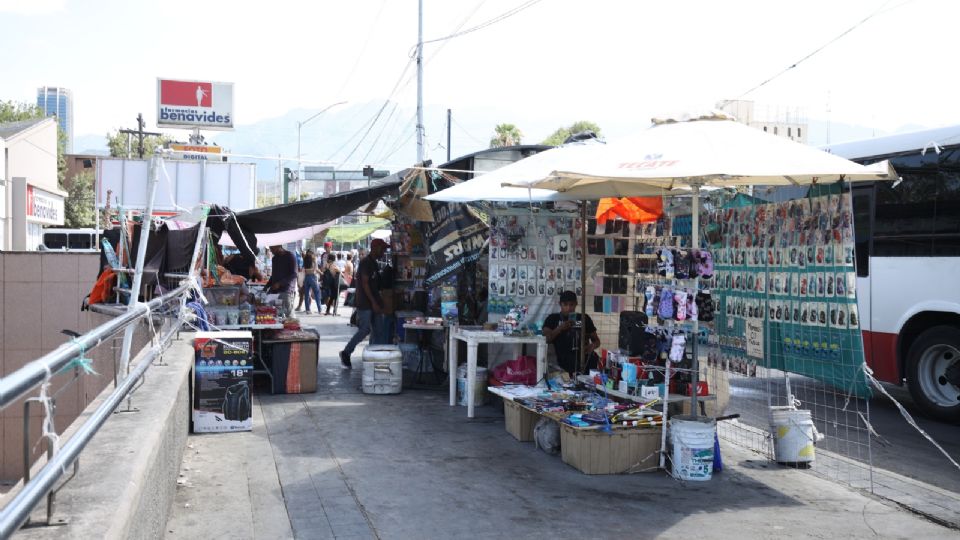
[595,197,663,224]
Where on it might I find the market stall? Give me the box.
[424,113,897,478]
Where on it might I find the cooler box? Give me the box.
[362,345,403,394]
[192,331,254,433]
[262,329,319,394]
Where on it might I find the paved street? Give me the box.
[165,310,959,539]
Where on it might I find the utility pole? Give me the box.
[446,108,452,162]
[119,113,161,159]
[416,0,424,164]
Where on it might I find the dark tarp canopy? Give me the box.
[235,182,401,234]
[96,182,400,287]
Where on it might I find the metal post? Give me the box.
[117,156,162,382]
[578,202,588,373]
[279,154,285,204]
[416,0,424,164]
[297,122,302,201]
[446,108,452,163]
[690,185,701,417]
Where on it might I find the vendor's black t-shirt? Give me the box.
[354,256,381,310]
[543,312,597,375]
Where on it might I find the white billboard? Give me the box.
[157,78,234,130]
[96,158,255,212]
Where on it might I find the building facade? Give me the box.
[718,99,807,144]
[37,86,74,153]
[1,117,66,250]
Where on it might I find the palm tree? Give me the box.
[489,123,523,148]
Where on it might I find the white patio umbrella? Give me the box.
[426,141,684,203]
[519,113,896,195]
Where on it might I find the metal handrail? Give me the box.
[0,315,183,538]
[0,280,191,411]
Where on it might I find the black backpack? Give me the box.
[222,381,251,422]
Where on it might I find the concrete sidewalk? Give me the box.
[165,311,959,539]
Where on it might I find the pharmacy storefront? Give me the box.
[11,180,65,250]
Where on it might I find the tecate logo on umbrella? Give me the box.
[618,159,680,170]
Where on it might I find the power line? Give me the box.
[358,1,487,164]
[452,117,487,147]
[360,100,401,164]
[723,0,908,105]
[375,113,418,164]
[328,56,415,164]
[419,0,544,48]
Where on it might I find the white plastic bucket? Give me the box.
[362,345,402,395]
[669,416,716,481]
[769,407,817,463]
[456,365,488,407]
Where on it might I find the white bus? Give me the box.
[827,126,960,422]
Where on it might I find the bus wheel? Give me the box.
[906,326,960,424]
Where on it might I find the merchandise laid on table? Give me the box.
[488,381,666,475]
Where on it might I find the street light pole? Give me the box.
[296,100,347,200]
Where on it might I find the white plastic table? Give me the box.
[448,327,547,418]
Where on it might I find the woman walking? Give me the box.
[323,253,342,315]
[302,249,321,314]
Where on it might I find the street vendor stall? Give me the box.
[425,112,897,478]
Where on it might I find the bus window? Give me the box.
[933,156,960,256]
[43,233,68,250]
[852,185,872,277]
[68,233,94,250]
[873,170,937,257]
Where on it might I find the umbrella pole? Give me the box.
[690,184,701,418]
[579,201,588,374]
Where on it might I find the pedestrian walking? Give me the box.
[339,239,387,368]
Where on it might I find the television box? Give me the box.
[192,331,254,433]
[560,423,662,474]
[503,398,539,442]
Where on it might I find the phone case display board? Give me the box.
[262,329,319,394]
[193,331,254,433]
[707,192,868,396]
[487,208,583,329]
[393,217,429,310]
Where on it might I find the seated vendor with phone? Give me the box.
[542,290,601,376]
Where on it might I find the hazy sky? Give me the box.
[1,0,954,168]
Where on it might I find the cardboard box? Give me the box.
[193,331,254,433]
[560,423,662,474]
[503,398,539,442]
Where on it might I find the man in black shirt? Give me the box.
[339,238,388,369]
[264,245,297,316]
[542,290,601,376]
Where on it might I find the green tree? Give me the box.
[541,120,602,146]
[106,130,172,158]
[489,123,523,148]
[64,170,96,227]
[0,100,42,122]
